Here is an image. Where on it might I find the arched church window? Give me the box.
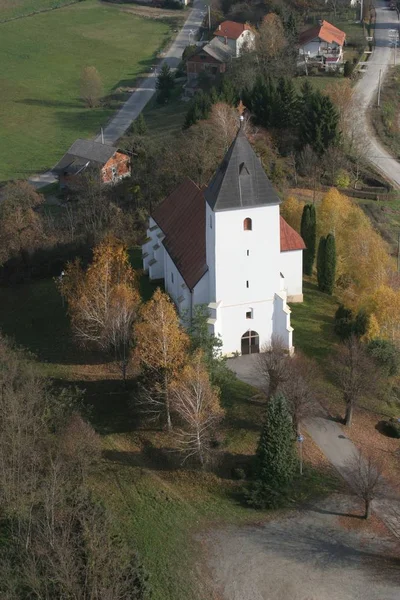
[243,217,252,231]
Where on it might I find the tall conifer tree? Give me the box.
[317,233,336,294]
[247,394,297,508]
[301,204,316,275]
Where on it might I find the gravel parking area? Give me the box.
[204,495,400,600]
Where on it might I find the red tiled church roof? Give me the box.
[280,216,306,252]
[299,20,346,47]
[152,178,207,291]
[213,20,252,40]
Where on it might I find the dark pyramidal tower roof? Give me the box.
[205,129,281,212]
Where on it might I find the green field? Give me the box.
[0,0,73,20]
[0,0,170,180]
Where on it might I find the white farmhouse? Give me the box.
[142,131,305,356]
[299,20,346,70]
[213,20,255,57]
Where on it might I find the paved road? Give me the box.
[228,354,400,540]
[354,1,400,188]
[29,0,205,188]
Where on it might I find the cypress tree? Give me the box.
[317,235,327,292]
[324,233,336,294]
[247,394,297,509]
[301,204,316,276]
[317,233,336,294]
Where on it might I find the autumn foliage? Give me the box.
[58,236,140,379]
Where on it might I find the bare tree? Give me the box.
[170,351,224,467]
[347,451,383,518]
[330,336,376,426]
[282,353,317,435]
[80,65,103,108]
[256,336,290,399]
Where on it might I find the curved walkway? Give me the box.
[228,354,400,540]
[29,0,204,188]
[354,1,400,188]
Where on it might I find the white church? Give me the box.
[142,130,305,356]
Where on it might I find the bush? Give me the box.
[231,467,246,480]
[334,305,369,340]
[344,60,354,78]
[367,338,400,376]
[335,169,351,188]
[164,0,183,8]
[382,418,400,438]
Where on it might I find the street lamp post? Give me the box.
[189,29,194,45]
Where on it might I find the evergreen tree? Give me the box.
[183,91,211,129]
[317,233,336,294]
[219,78,237,105]
[317,235,326,292]
[275,77,299,129]
[247,394,297,509]
[132,113,147,136]
[156,64,175,103]
[248,76,277,128]
[300,204,316,276]
[299,90,339,155]
[285,12,298,40]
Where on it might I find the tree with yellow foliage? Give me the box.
[170,350,224,467]
[58,236,140,381]
[317,189,390,306]
[365,286,400,343]
[135,288,189,430]
[280,196,303,232]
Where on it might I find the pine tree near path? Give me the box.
[247,394,297,508]
[301,204,316,276]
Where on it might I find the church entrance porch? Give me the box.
[241,330,260,355]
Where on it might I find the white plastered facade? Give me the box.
[143,203,303,356]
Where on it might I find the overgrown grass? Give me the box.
[290,279,339,361]
[143,88,188,142]
[0,0,171,180]
[372,65,400,160]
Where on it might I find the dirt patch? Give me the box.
[101,0,186,21]
[202,493,400,600]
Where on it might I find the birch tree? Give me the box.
[170,351,224,466]
[58,236,141,380]
[135,288,189,429]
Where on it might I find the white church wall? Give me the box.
[213,204,281,305]
[149,243,165,281]
[273,293,293,352]
[218,299,275,355]
[164,251,191,317]
[280,250,303,302]
[206,203,216,302]
[193,272,209,306]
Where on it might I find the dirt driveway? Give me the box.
[203,494,400,600]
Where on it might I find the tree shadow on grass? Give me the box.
[16,98,83,109]
[53,378,135,434]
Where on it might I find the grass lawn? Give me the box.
[0,0,171,181]
[143,87,188,142]
[290,279,339,361]
[0,0,72,20]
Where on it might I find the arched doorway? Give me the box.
[241,330,260,355]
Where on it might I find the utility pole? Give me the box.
[377,69,382,107]
[208,4,211,31]
[360,0,363,22]
[101,128,104,144]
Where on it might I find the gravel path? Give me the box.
[203,494,400,600]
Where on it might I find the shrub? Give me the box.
[231,467,246,480]
[367,339,400,376]
[344,61,354,78]
[382,418,400,438]
[335,169,351,188]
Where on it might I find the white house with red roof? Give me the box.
[142,130,305,356]
[213,20,255,57]
[299,20,346,69]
